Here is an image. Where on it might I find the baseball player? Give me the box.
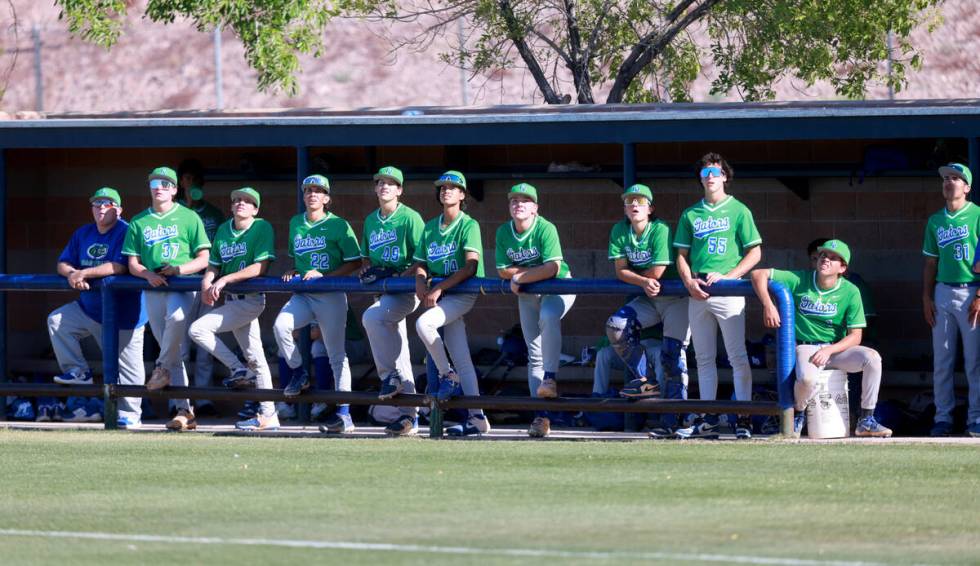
[673,153,761,439]
[176,159,226,416]
[924,163,980,437]
[273,174,361,434]
[410,170,489,437]
[188,188,278,431]
[751,239,892,437]
[495,182,575,438]
[605,184,691,397]
[48,187,147,428]
[359,166,426,435]
[123,166,211,432]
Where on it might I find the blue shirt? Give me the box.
[58,220,146,330]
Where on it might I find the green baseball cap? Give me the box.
[817,239,851,265]
[90,187,121,206]
[939,163,972,186]
[508,182,538,203]
[148,166,178,185]
[189,186,204,201]
[302,174,330,193]
[230,187,261,208]
[622,183,653,203]
[434,170,467,190]
[374,166,404,186]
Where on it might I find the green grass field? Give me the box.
[0,430,977,565]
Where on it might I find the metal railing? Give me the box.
[0,274,796,436]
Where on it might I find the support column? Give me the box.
[623,142,636,189]
[969,138,979,203]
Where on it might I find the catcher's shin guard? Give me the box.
[660,336,687,380]
[606,306,647,381]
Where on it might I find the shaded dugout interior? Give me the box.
[1,100,977,396]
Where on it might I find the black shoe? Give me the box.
[283,368,310,398]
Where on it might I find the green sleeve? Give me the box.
[539,221,564,263]
[607,224,624,260]
[287,218,296,258]
[673,212,692,248]
[190,215,211,253]
[845,288,867,329]
[340,222,361,262]
[462,218,483,256]
[208,243,221,266]
[494,225,511,269]
[360,221,369,258]
[652,222,671,265]
[122,222,140,257]
[413,226,429,262]
[408,213,425,260]
[738,206,762,251]
[254,221,276,262]
[922,218,938,257]
[769,269,802,294]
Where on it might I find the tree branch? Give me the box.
[606,0,721,103]
[498,0,564,103]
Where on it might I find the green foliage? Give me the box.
[54,0,943,103]
[56,0,336,95]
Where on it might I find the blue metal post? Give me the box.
[768,280,797,435]
[100,278,120,428]
[623,142,636,188]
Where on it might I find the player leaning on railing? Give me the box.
[48,187,147,428]
[495,183,576,438]
[358,166,426,435]
[122,166,211,432]
[410,170,489,437]
[188,187,278,431]
[751,240,892,438]
[273,174,362,434]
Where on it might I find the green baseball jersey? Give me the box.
[922,202,980,284]
[193,200,227,243]
[361,203,425,272]
[288,212,361,275]
[673,196,762,274]
[607,218,679,279]
[122,203,211,271]
[770,269,866,344]
[209,218,276,277]
[413,212,484,277]
[494,216,571,278]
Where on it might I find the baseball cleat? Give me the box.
[378,370,405,400]
[165,409,197,432]
[968,422,980,438]
[793,411,807,437]
[854,415,892,438]
[536,377,559,399]
[620,377,659,398]
[435,370,462,402]
[528,416,551,438]
[673,416,719,439]
[735,417,753,440]
[146,364,171,391]
[384,415,419,437]
[447,414,491,437]
[53,369,94,386]
[319,413,355,434]
[236,412,280,432]
[222,367,258,389]
[283,368,310,398]
[116,415,142,430]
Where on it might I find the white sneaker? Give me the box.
[447,414,491,437]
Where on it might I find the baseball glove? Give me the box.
[359,265,397,285]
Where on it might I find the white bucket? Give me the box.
[807,369,850,439]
